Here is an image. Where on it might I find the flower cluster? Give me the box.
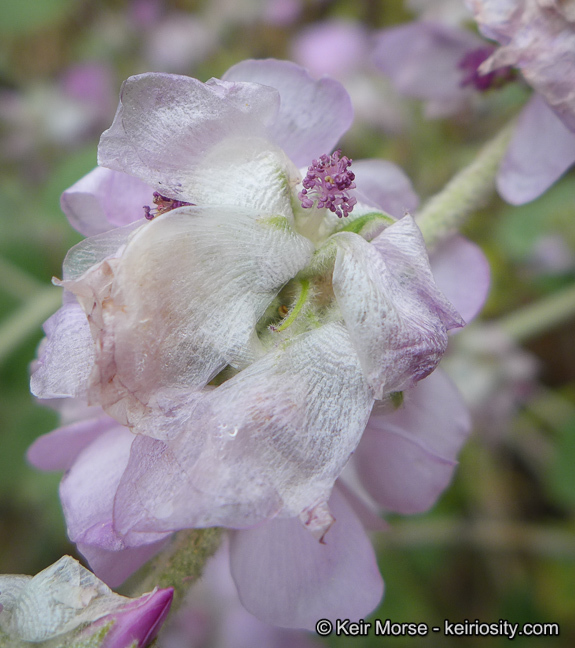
[373,1,575,205]
[29,59,489,629]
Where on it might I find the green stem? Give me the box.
[0,286,62,363]
[416,121,515,249]
[132,528,222,611]
[271,279,310,332]
[378,518,575,558]
[498,282,575,343]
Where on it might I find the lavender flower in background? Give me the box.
[443,323,539,440]
[291,19,406,133]
[374,3,575,204]
[28,59,490,629]
[0,62,115,165]
[0,556,173,647]
[466,0,575,203]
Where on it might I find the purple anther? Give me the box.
[459,47,516,92]
[298,149,357,218]
[143,192,194,220]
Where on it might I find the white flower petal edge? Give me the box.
[113,322,374,539]
[61,206,313,431]
[97,72,301,213]
[30,299,95,400]
[332,215,464,399]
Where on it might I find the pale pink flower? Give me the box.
[29,59,489,628]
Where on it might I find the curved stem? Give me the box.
[416,121,515,249]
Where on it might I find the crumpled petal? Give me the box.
[497,93,575,204]
[228,486,383,630]
[98,72,299,212]
[113,322,374,538]
[0,556,131,642]
[354,369,471,514]
[62,206,313,429]
[61,166,153,236]
[430,234,490,323]
[222,58,354,167]
[332,216,464,399]
[30,298,95,400]
[373,21,483,117]
[351,158,420,217]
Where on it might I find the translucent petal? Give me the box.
[113,322,374,537]
[30,300,95,399]
[223,59,353,167]
[332,216,463,399]
[63,206,313,429]
[98,73,287,205]
[61,166,153,236]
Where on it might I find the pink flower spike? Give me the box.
[100,587,174,648]
[299,149,357,218]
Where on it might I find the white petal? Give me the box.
[114,322,374,537]
[30,299,94,399]
[332,216,463,399]
[64,207,312,429]
[0,556,127,642]
[98,73,295,209]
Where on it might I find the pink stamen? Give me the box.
[298,149,357,218]
[143,192,194,220]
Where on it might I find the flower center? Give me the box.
[143,192,194,220]
[298,149,357,218]
[458,47,516,92]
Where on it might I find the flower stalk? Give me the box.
[416,120,515,249]
[131,528,222,611]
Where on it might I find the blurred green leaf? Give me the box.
[547,415,575,507]
[0,0,76,35]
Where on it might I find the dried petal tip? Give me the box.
[299,149,357,218]
[458,47,516,92]
[143,192,194,220]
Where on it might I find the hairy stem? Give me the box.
[417,121,515,249]
[132,528,222,612]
